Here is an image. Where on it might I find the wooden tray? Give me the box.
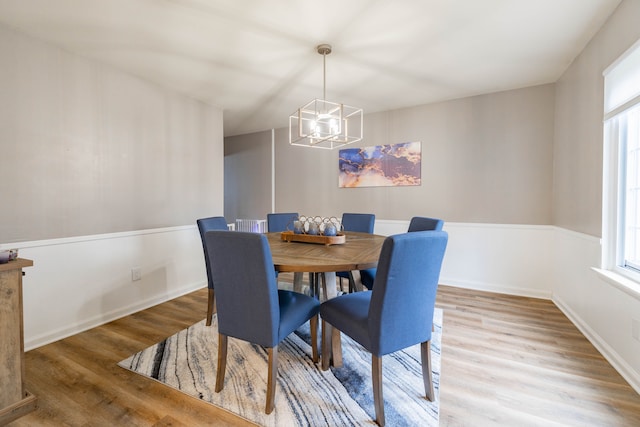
[280,231,346,245]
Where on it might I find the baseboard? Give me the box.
[15,225,208,351]
[553,294,640,394]
[25,280,206,351]
[441,277,553,300]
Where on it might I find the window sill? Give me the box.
[592,267,640,300]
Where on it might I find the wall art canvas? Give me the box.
[339,142,421,188]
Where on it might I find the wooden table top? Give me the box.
[266,231,386,273]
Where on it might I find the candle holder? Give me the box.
[281,215,346,245]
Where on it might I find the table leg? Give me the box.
[319,272,337,301]
[293,272,304,293]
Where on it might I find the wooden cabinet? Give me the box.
[0,258,37,424]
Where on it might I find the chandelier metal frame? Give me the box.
[289,44,363,150]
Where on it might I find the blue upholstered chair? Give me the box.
[267,212,299,232]
[337,213,375,292]
[320,231,448,426]
[360,216,444,290]
[341,212,375,233]
[267,212,299,282]
[197,216,230,326]
[204,231,320,414]
[408,216,444,232]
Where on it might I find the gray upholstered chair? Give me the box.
[337,213,375,292]
[197,216,230,326]
[360,216,444,290]
[205,230,320,414]
[320,231,448,426]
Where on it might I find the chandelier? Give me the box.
[289,44,363,149]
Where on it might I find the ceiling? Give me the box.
[0,0,622,137]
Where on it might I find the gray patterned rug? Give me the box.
[118,309,442,426]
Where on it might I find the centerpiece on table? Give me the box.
[280,215,346,245]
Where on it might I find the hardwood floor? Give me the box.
[9,281,640,426]
[436,287,640,426]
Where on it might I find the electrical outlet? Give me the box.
[131,267,141,282]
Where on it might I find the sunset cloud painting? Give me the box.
[338,142,421,188]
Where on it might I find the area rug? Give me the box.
[118,309,442,426]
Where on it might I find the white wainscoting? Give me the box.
[377,220,640,392]
[551,228,640,393]
[4,221,640,393]
[375,220,555,299]
[1,226,206,351]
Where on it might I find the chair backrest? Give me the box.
[197,216,230,290]
[407,216,444,232]
[205,231,280,347]
[368,231,448,356]
[267,212,299,232]
[341,213,375,233]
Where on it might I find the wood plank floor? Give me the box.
[9,281,640,426]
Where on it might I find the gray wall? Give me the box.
[224,131,272,221]
[221,0,639,238]
[0,24,224,243]
[553,0,640,237]
[269,84,555,224]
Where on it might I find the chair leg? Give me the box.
[307,272,313,297]
[310,314,319,363]
[310,272,320,298]
[215,333,228,393]
[306,272,320,298]
[421,340,435,401]
[351,270,364,292]
[206,288,216,326]
[372,354,385,427]
[331,326,342,367]
[348,272,356,293]
[266,346,278,414]
[321,320,332,371]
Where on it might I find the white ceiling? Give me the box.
[0,0,622,137]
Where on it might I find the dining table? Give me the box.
[265,231,386,300]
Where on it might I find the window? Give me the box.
[603,39,640,283]
[623,108,640,272]
[612,105,640,273]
